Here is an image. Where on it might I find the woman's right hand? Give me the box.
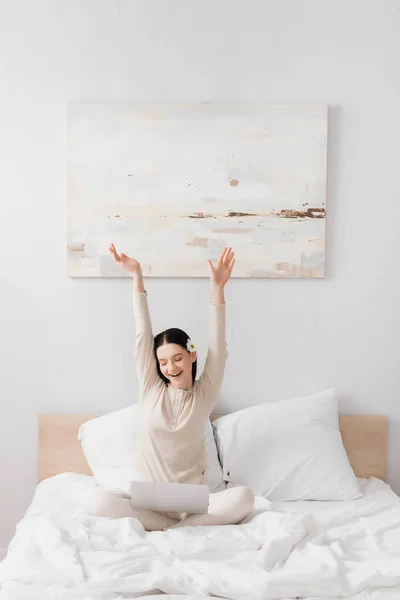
[109,243,142,274]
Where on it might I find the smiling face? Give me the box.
[156,343,197,390]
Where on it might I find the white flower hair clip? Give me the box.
[186,339,198,353]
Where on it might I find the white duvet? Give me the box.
[1,474,400,600]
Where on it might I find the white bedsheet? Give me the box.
[1,473,400,599]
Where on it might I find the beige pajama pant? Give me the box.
[91,486,255,531]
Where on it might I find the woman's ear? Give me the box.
[190,351,197,363]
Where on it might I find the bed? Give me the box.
[1,412,399,600]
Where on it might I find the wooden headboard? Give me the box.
[38,413,388,483]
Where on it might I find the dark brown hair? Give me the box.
[154,328,197,385]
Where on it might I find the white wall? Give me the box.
[1,0,399,551]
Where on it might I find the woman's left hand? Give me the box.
[207,247,235,286]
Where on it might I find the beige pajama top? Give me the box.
[134,291,227,485]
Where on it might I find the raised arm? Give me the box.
[109,244,160,394]
[198,248,235,413]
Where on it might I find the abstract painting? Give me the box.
[67,103,327,278]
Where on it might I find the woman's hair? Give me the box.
[154,328,197,385]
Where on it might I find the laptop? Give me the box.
[130,481,210,514]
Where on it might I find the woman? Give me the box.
[92,244,254,530]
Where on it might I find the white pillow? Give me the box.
[78,405,225,495]
[213,389,362,501]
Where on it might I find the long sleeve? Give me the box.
[197,302,228,414]
[133,291,160,394]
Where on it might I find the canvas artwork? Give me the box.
[67,103,327,278]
